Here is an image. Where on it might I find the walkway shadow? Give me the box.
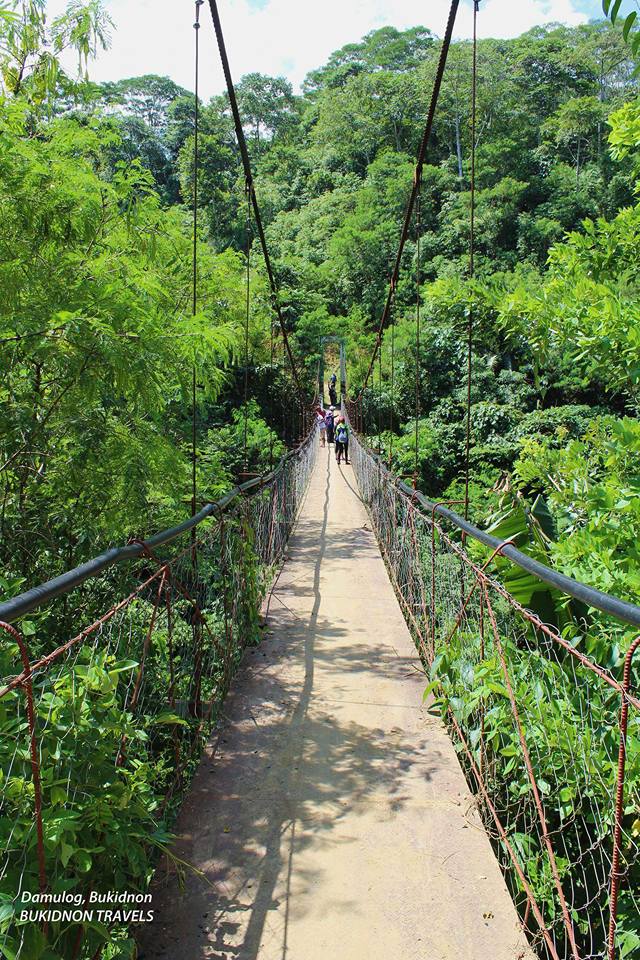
[137,451,443,960]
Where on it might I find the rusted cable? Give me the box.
[608,635,640,959]
[0,621,47,894]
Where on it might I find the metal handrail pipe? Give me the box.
[0,435,314,624]
[356,438,640,629]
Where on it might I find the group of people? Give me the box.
[316,402,350,465]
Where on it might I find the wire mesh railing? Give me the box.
[349,425,640,960]
[0,432,317,960]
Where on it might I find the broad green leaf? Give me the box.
[611,0,624,24]
[151,712,188,726]
[74,850,92,873]
[623,11,637,41]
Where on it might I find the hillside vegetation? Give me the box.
[2,11,640,606]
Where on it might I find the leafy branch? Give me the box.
[602,0,640,59]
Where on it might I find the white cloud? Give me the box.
[47,0,589,98]
[471,0,587,38]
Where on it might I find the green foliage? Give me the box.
[0,640,170,958]
[0,0,112,102]
[0,508,272,957]
[541,96,607,179]
[199,401,285,492]
[97,75,189,132]
[303,26,436,93]
[233,72,297,150]
[0,100,278,587]
[255,21,637,330]
[498,205,640,407]
[430,615,635,956]
[609,97,640,181]
[391,418,463,490]
[602,0,640,60]
[513,416,640,617]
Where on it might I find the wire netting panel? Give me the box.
[351,429,640,960]
[0,433,317,960]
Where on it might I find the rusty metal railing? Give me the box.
[349,423,639,960]
[0,431,317,959]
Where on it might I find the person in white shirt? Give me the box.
[316,406,327,447]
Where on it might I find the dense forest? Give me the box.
[2,1,640,956]
[2,8,640,609]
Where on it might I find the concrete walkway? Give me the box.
[138,444,532,960]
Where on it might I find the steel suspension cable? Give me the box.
[464,0,479,521]
[280,334,287,445]
[389,304,395,466]
[191,0,204,559]
[357,0,460,401]
[243,181,251,472]
[206,0,309,410]
[414,188,421,488]
[269,319,275,470]
[378,344,383,454]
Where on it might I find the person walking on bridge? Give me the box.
[328,372,338,406]
[316,406,327,447]
[325,406,335,445]
[335,416,350,465]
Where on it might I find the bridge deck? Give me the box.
[139,444,532,960]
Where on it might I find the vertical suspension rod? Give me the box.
[378,343,382,454]
[206,0,308,409]
[243,181,251,471]
[269,319,275,470]
[414,189,421,488]
[389,304,395,466]
[357,0,460,400]
[464,0,479,521]
[191,0,204,558]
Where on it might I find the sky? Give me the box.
[48,0,607,98]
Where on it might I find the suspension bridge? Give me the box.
[0,1,639,959]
